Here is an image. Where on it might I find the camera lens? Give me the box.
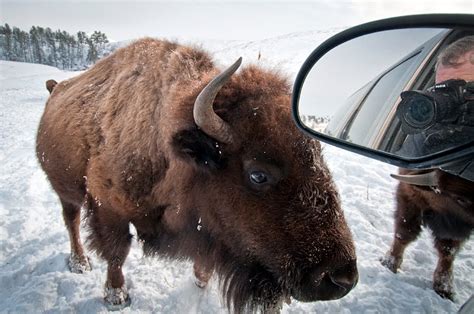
[401,93,435,129]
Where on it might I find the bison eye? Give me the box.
[250,171,268,184]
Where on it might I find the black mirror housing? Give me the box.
[292,14,474,179]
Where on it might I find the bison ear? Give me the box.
[172,129,226,170]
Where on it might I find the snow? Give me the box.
[0,27,472,313]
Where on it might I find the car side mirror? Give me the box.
[292,14,474,173]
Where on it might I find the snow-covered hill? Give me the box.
[0,29,472,313]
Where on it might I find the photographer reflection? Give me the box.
[396,35,474,157]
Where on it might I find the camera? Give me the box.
[397,79,474,134]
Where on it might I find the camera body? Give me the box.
[397,79,474,134]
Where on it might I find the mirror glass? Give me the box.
[298,28,474,159]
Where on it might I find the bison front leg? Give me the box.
[381,192,423,273]
[61,199,91,273]
[87,199,132,310]
[433,238,462,301]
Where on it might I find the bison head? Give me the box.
[167,59,357,312]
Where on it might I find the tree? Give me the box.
[43,27,57,66]
[0,24,13,60]
[30,26,43,63]
[86,38,98,64]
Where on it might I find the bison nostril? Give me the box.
[292,260,358,302]
[329,259,359,292]
[329,273,357,292]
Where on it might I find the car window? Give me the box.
[342,52,422,145]
[326,81,372,137]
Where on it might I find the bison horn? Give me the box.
[193,57,242,144]
[390,170,439,187]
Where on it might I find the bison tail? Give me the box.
[46,79,58,94]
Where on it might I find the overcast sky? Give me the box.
[1,0,473,41]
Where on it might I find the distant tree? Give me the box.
[44,27,57,66]
[11,27,22,61]
[75,31,87,64]
[0,24,13,60]
[86,38,98,64]
[77,31,86,45]
[90,31,108,46]
[55,29,69,68]
[30,26,43,63]
[90,30,109,59]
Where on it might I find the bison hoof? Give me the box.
[263,300,284,313]
[434,274,454,301]
[194,278,208,289]
[104,285,131,311]
[380,254,401,273]
[68,253,92,273]
[193,265,212,289]
[435,288,454,301]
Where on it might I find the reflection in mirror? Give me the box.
[298,28,474,159]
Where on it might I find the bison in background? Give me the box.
[37,38,358,312]
[382,169,474,300]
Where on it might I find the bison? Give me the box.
[382,169,474,300]
[37,38,358,312]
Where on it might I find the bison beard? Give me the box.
[37,38,357,312]
[137,213,310,312]
[137,212,285,312]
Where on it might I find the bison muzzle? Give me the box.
[37,38,357,312]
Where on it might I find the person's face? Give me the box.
[435,51,474,83]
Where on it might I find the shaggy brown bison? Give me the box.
[37,38,358,312]
[382,169,474,300]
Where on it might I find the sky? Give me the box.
[1,0,473,42]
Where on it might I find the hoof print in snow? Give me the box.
[380,254,401,273]
[104,285,131,311]
[68,254,92,273]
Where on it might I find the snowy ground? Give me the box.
[0,30,473,313]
